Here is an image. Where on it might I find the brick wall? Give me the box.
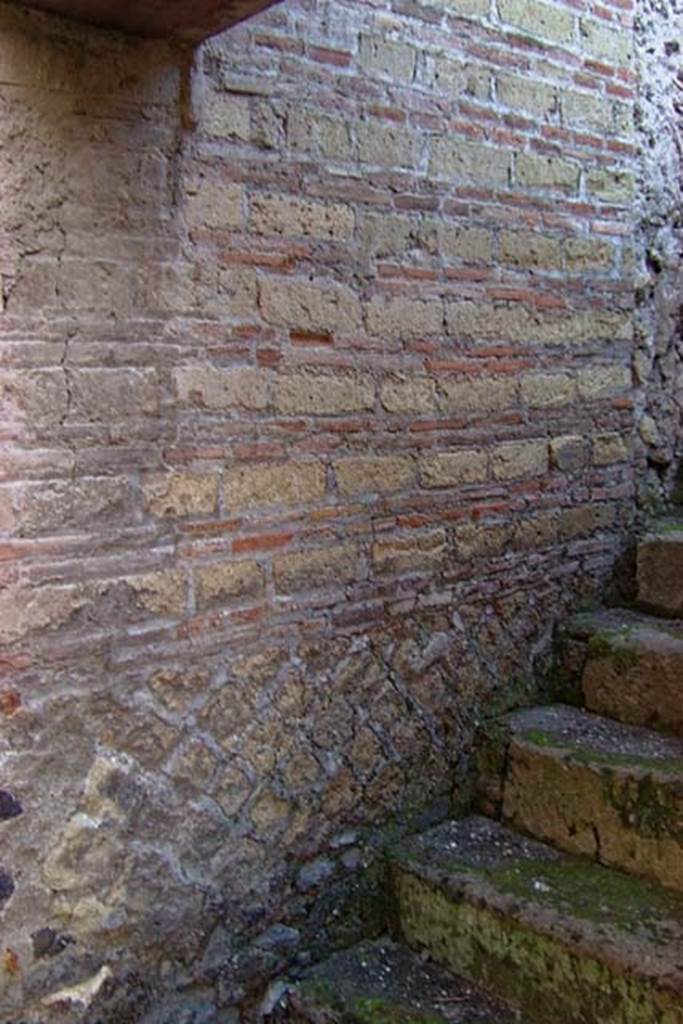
[0,0,655,1018]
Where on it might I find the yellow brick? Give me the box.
[366,296,444,338]
[500,231,563,270]
[174,365,268,411]
[577,364,631,399]
[430,57,490,100]
[260,278,362,334]
[579,18,632,65]
[224,462,326,509]
[564,237,614,272]
[273,545,361,592]
[128,571,186,617]
[275,370,374,415]
[186,180,245,231]
[430,140,511,187]
[498,0,575,43]
[420,450,488,487]
[380,374,437,414]
[438,376,517,414]
[359,35,416,84]
[203,91,250,140]
[492,440,548,480]
[288,108,352,160]
[593,432,631,465]
[422,222,493,264]
[143,472,219,518]
[497,74,557,117]
[357,121,419,168]
[373,531,447,574]
[250,194,354,240]
[334,455,415,496]
[516,152,580,193]
[521,372,576,408]
[195,561,264,609]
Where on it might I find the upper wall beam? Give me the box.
[9,0,283,42]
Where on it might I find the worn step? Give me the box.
[476,704,683,891]
[637,518,683,617]
[274,937,526,1023]
[390,815,683,1024]
[563,608,683,737]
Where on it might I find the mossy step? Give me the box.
[477,704,683,891]
[563,609,683,736]
[390,815,683,1024]
[277,938,526,1023]
[637,519,683,617]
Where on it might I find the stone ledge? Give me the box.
[11,0,282,42]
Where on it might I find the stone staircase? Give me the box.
[269,518,683,1024]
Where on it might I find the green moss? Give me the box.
[352,997,443,1024]
[587,630,639,673]
[299,983,445,1024]
[519,728,683,775]
[488,857,683,934]
[394,869,678,1024]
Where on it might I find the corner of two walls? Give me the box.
[0,0,674,1018]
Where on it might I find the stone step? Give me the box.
[563,608,683,736]
[390,815,683,1024]
[476,703,683,891]
[274,937,526,1023]
[637,518,683,616]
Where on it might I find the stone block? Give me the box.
[250,194,354,240]
[438,376,517,414]
[202,91,250,140]
[577,364,631,399]
[422,222,493,264]
[497,74,557,117]
[142,473,219,518]
[275,370,374,415]
[260,279,362,334]
[500,231,563,270]
[70,368,159,421]
[564,237,614,272]
[366,297,444,338]
[550,435,587,472]
[357,121,419,169]
[516,152,580,193]
[288,108,352,160]
[175,365,269,411]
[224,461,326,509]
[273,545,361,592]
[592,432,630,465]
[359,35,416,84]
[187,180,245,231]
[380,374,437,414]
[334,455,415,496]
[579,18,632,65]
[420,450,488,487]
[586,168,635,205]
[431,140,511,187]
[492,440,548,479]
[373,531,447,574]
[498,0,575,42]
[194,561,264,609]
[521,372,575,408]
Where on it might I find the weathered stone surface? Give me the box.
[391,816,683,1023]
[15,0,283,42]
[489,704,683,890]
[225,461,326,508]
[334,455,415,496]
[637,521,683,616]
[567,609,683,737]
[284,938,523,1024]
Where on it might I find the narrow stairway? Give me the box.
[271,518,683,1024]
